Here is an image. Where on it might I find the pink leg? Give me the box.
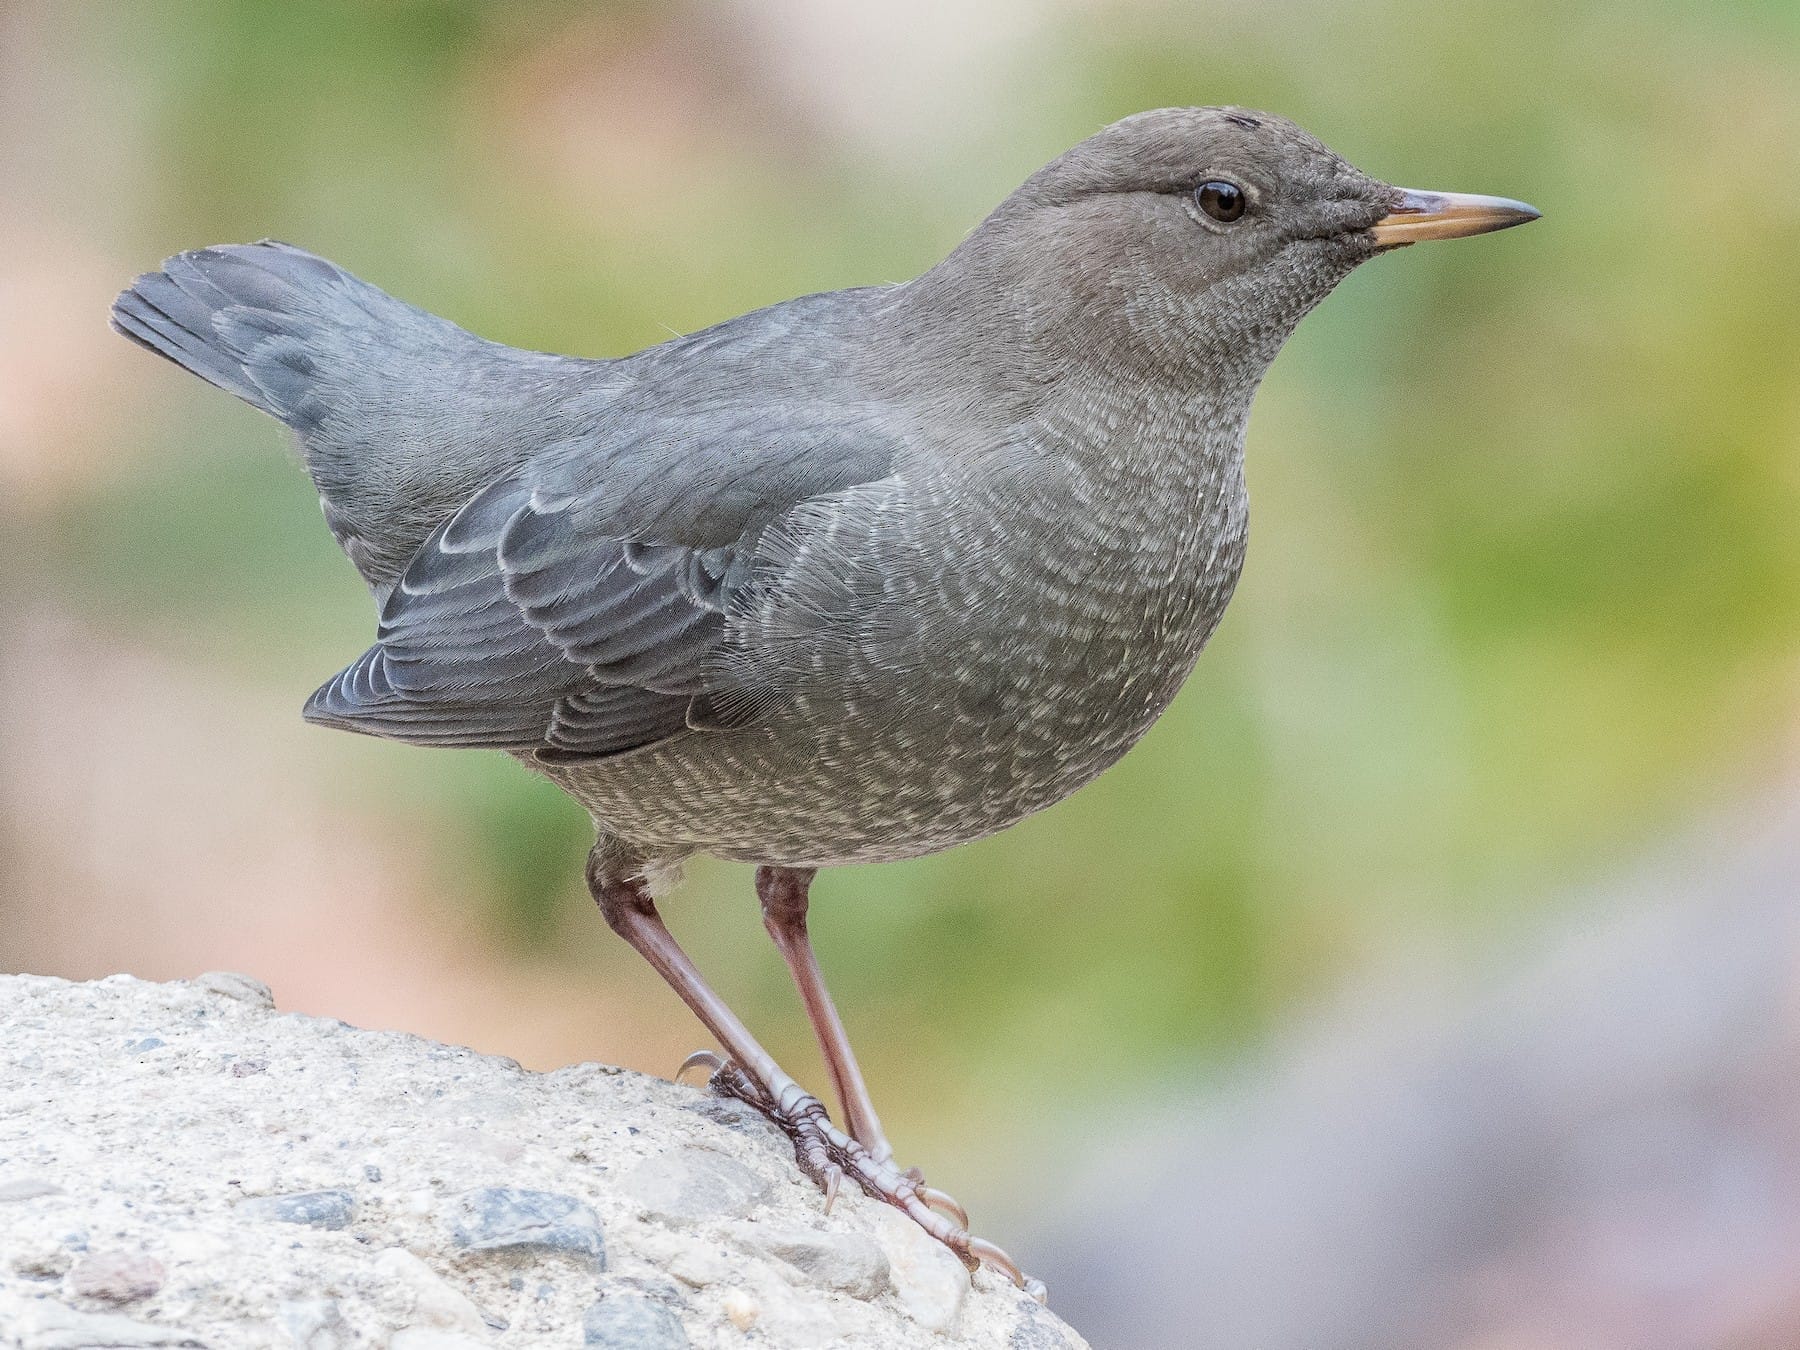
[587,853,1041,1300]
[757,866,895,1161]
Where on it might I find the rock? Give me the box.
[190,970,276,1008]
[278,1298,349,1350]
[1,1297,203,1348]
[66,1250,166,1304]
[581,1293,691,1347]
[682,1096,779,1136]
[389,1330,491,1350]
[722,1289,760,1331]
[728,1220,890,1299]
[11,1240,73,1279]
[0,1176,64,1202]
[876,1205,972,1334]
[236,1188,356,1230]
[372,1248,489,1333]
[0,973,1088,1349]
[620,1146,773,1225]
[447,1186,606,1268]
[660,1238,736,1289]
[1011,1312,1081,1349]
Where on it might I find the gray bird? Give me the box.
[111,107,1536,1296]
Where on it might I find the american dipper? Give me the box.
[111,107,1536,1296]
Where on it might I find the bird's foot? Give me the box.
[696,1056,1046,1302]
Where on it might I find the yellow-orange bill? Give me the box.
[1371,188,1541,246]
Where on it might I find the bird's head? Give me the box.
[930,107,1538,386]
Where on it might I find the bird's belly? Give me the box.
[547,544,1242,867]
[551,690,1168,867]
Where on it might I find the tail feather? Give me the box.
[111,265,268,407]
[109,241,398,433]
[112,239,594,591]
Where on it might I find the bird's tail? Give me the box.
[110,241,598,588]
[109,240,436,435]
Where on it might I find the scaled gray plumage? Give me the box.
[112,107,1537,1294]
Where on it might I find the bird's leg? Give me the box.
[587,857,1042,1301]
[588,864,839,1183]
[753,866,1020,1285]
[755,865,894,1163]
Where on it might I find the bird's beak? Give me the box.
[1370,188,1541,247]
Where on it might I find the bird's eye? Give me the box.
[1196,181,1245,223]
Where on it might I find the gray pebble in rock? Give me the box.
[621,1148,772,1226]
[67,1251,166,1304]
[448,1187,606,1269]
[236,1189,356,1230]
[582,1295,691,1349]
[1010,1314,1077,1350]
[191,970,276,1008]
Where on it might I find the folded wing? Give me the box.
[304,407,902,760]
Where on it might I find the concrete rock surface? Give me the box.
[0,974,1086,1350]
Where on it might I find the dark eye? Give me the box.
[1196,180,1245,223]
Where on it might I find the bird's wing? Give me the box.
[303,407,902,759]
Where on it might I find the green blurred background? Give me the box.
[2,0,1797,1333]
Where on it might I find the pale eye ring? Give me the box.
[1196,180,1246,223]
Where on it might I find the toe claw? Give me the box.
[920,1185,969,1227]
[967,1236,1040,1299]
[674,1049,724,1084]
[711,1075,1043,1304]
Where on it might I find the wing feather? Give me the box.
[303,401,903,759]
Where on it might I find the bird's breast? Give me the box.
[756,442,1249,812]
[554,427,1252,868]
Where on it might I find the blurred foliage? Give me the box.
[18,0,1800,1169]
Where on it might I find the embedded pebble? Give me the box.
[277,1297,348,1350]
[722,1289,760,1332]
[190,970,276,1008]
[6,1298,202,1347]
[1010,1311,1081,1349]
[0,973,1087,1349]
[11,1241,73,1279]
[66,1250,166,1304]
[236,1188,356,1230]
[620,1147,772,1225]
[447,1186,606,1268]
[728,1220,890,1299]
[581,1294,691,1348]
[661,1240,735,1289]
[0,1176,64,1202]
[877,1205,972,1333]
[372,1248,489,1332]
